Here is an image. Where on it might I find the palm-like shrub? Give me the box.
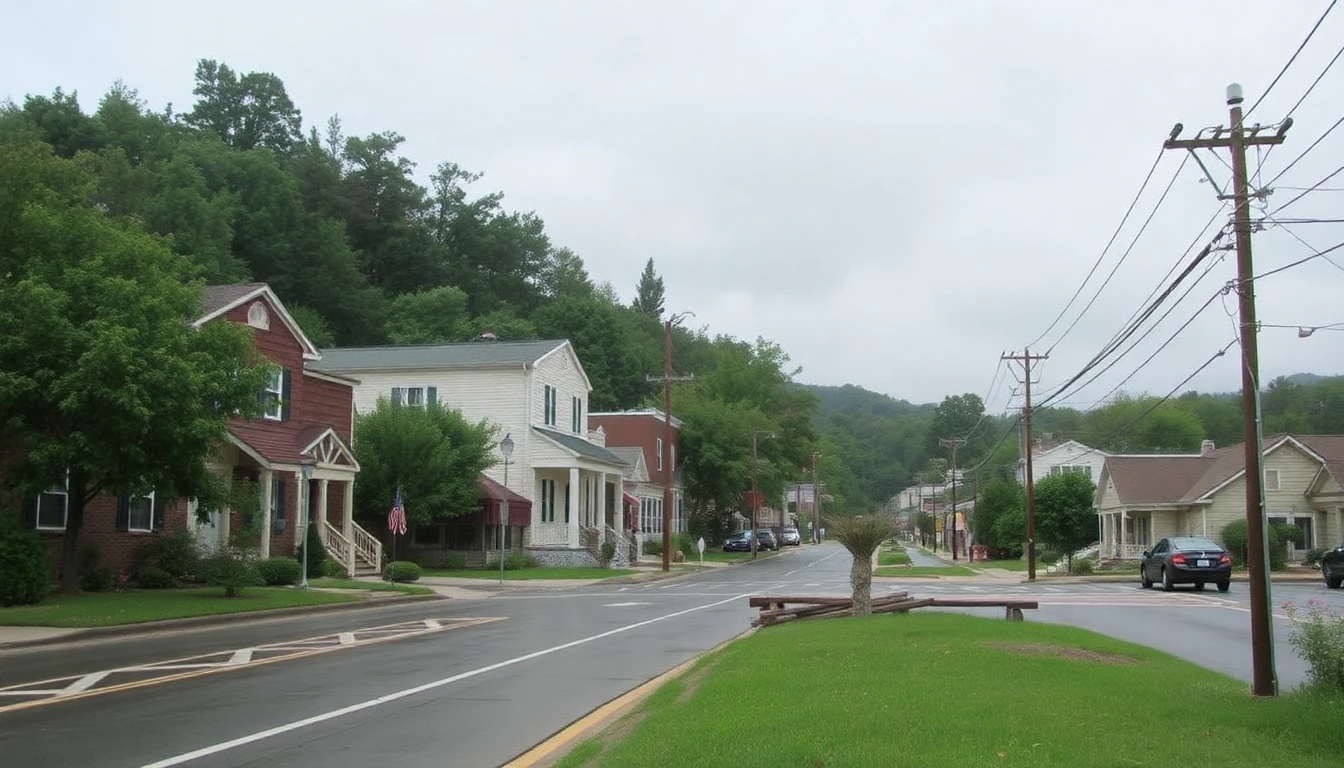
[826,514,896,618]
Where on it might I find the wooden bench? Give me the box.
[923,598,1039,621]
[746,594,1039,626]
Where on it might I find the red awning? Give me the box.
[622,492,640,507]
[476,474,532,526]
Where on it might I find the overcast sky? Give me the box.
[5,0,1342,409]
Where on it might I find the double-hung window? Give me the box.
[37,475,69,530]
[128,492,156,532]
[262,367,284,421]
[571,395,583,433]
[655,438,664,471]
[543,385,557,426]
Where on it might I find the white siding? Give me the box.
[1205,442,1325,548]
[1018,441,1108,485]
[531,345,590,433]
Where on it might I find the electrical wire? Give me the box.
[1249,238,1344,281]
[1044,153,1190,355]
[1246,0,1339,117]
[1257,40,1344,169]
[1270,162,1344,214]
[1024,148,1168,350]
[1264,223,1344,273]
[1264,113,1344,188]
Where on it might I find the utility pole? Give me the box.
[647,314,695,571]
[1164,84,1289,697]
[749,429,774,558]
[811,451,822,544]
[939,437,967,560]
[1002,348,1048,580]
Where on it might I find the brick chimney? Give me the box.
[1201,439,1216,456]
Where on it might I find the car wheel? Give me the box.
[1194,581,1205,591]
[1162,567,1174,592]
[1140,568,1152,589]
[1217,580,1230,592]
[1326,567,1343,589]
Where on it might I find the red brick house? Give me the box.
[588,408,686,547]
[8,283,374,580]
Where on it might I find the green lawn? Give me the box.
[308,578,433,595]
[419,567,636,580]
[879,550,913,566]
[558,613,1343,768]
[0,587,357,628]
[875,565,979,577]
[980,559,1029,571]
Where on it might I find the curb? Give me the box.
[1028,573,1322,585]
[503,626,758,768]
[0,592,443,651]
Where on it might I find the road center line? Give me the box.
[137,591,755,768]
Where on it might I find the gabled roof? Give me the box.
[310,339,575,373]
[532,426,627,466]
[606,446,650,482]
[1100,434,1344,506]
[1031,439,1107,460]
[195,283,322,361]
[227,420,357,471]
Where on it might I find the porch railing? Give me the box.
[352,522,383,569]
[531,522,571,547]
[323,521,351,566]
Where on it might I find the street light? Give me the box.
[299,461,315,589]
[499,433,514,586]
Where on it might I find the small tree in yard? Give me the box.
[0,142,268,595]
[827,514,896,618]
[1034,472,1097,573]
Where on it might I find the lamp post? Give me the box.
[499,433,514,586]
[298,461,315,589]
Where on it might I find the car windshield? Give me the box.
[1171,537,1222,551]
[783,528,798,534]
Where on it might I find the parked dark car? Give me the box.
[723,531,754,552]
[1140,536,1232,592]
[779,527,802,546]
[1321,544,1344,588]
[755,529,778,551]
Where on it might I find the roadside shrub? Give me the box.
[1071,558,1096,575]
[1222,519,1300,570]
[435,553,469,570]
[135,528,202,583]
[296,523,328,579]
[504,552,539,570]
[674,532,696,560]
[136,565,177,589]
[599,541,617,566]
[1222,520,1249,565]
[642,538,663,556]
[257,557,303,586]
[78,548,115,593]
[202,549,263,597]
[1303,547,1326,568]
[0,513,49,607]
[1284,599,1344,692]
[385,561,422,582]
[321,558,346,578]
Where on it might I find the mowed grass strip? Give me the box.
[874,565,978,577]
[558,613,1344,768]
[307,578,434,595]
[0,587,358,628]
[419,567,636,580]
[878,550,912,566]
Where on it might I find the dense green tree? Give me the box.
[1034,472,1098,571]
[971,478,1025,557]
[352,400,497,530]
[926,393,988,463]
[0,141,268,593]
[185,60,302,152]
[631,257,665,317]
[385,286,472,345]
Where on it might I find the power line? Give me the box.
[1044,154,1190,355]
[1257,39,1344,170]
[1270,162,1344,214]
[1264,113,1344,188]
[1264,223,1344,273]
[1246,0,1340,117]
[1249,238,1344,281]
[1025,148,1168,349]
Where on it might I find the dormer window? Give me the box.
[247,301,271,330]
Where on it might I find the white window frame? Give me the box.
[37,473,70,531]
[403,387,426,409]
[1264,469,1281,491]
[263,367,284,421]
[543,385,557,426]
[655,438,664,471]
[571,395,583,433]
[128,491,156,533]
[541,479,555,523]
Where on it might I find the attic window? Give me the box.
[247,302,271,330]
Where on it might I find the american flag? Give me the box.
[389,486,408,536]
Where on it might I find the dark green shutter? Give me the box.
[427,386,438,407]
[391,387,403,406]
[564,483,570,523]
[152,494,167,530]
[280,369,292,421]
[21,496,38,528]
[115,494,130,531]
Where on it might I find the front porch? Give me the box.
[1098,510,1155,560]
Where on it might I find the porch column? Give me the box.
[596,471,608,532]
[218,493,231,548]
[258,468,274,559]
[568,467,581,546]
[613,475,625,536]
[1201,507,1208,537]
[294,469,307,554]
[343,479,355,576]
[317,479,330,546]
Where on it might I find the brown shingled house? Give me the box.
[1096,435,1344,560]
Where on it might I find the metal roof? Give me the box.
[309,340,569,372]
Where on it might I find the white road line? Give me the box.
[337,633,356,645]
[227,649,253,666]
[136,592,755,768]
[62,671,109,695]
[423,620,442,630]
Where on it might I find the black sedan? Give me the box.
[1141,536,1232,592]
[1322,544,1344,589]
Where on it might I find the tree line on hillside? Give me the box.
[0,60,833,562]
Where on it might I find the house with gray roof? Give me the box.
[310,338,633,566]
[1095,435,1344,561]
